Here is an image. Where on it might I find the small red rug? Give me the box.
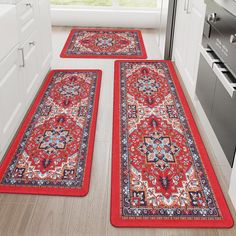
[60,28,147,59]
[0,70,102,196]
[111,60,234,228]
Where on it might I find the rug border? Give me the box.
[111,60,234,228]
[60,28,147,59]
[0,69,102,197]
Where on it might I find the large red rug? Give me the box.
[60,28,147,59]
[111,60,234,228]
[0,70,102,196]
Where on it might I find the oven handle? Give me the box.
[200,46,236,98]
[213,64,236,98]
[200,46,219,68]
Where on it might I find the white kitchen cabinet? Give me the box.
[0,47,23,154]
[172,0,206,99]
[0,5,18,62]
[38,0,52,71]
[172,0,187,69]
[16,0,37,42]
[19,30,40,106]
[0,0,52,159]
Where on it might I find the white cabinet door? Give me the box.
[0,48,23,154]
[0,0,52,160]
[19,30,40,107]
[184,0,206,90]
[38,0,52,72]
[172,0,188,75]
[172,0,206,98]
[0,5,18,62]
[16,0,37,43]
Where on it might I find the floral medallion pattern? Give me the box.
[0,71,100,188]
[118,61,223,220]
[61,29,147,58]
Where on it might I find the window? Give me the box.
[50,0,158,9]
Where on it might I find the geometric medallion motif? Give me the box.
[37,126,73,155]
[138,132,179,163]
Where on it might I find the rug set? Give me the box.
[0,29,233,228]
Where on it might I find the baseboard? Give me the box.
[51,7,160,28]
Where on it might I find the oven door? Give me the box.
[211,64,236,167]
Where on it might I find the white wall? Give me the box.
[51,7,160,28]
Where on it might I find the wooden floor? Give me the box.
[0,27,235,236]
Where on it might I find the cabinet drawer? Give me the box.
[19,30,38,59]
[0,48,22,153]
[16,0,36,42]
[211,78,236,168]
[17,0,35,19]
[196,54,217,119]
[19,30,40,103]
[0,5,18,62]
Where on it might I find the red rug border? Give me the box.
[60,28,147,59]
[111,60,234,228]
[0,69,102,197]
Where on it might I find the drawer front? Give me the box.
[0,48,23,153]
[196,54,217,119]
[17,0,35,19]
[211,80,236,167]
[19,30,40,103]
[20,30,38,58]
[0,5,18,62]
[16,0,37,42]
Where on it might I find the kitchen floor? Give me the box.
[0,26,235,236]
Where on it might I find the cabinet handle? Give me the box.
[25,3,32,7]
[29,41,35,46]
[18,48,25,67]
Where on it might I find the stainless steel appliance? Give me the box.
[196,0,236,167]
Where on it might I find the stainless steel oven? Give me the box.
[196,0,236,167]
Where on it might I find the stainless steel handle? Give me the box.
[200,46,220,68]
[29,41,35,46]
[230,34,236,44]
[18,48,25,67]
[208,12,217,23]
[200,46,236,97]
[25,3,32,7]
[213,64,236,98]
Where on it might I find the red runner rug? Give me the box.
[60,29,147,59]
[111,60,233,228]
[0,70,101,196]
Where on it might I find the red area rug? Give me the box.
[111,60,233,228]
[0,70,102,196]
[60,28,147,59]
